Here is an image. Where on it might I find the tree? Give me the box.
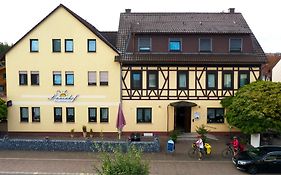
[0,42,11,56]
[221,81,281,134]
[0,98,7,121]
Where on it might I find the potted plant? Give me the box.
[82,125,87,138]
[169,130,180,143]
[196,124,209,143]
[89,128,94,138]
[70,128,74,138]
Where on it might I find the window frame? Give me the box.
[88,71,97,86]
[31,71,40,86]
[137,108,152,123]
[138,37,151,52]
[88,39,96,52]
[169,38,182,52]
[238,70,250,88]
[30,39,39,52]
[206,71,217,90]
[222,71,234,90]
[99,71,108,86]
[52,39,61,52]
[147,70,158,90]
[100,107,109,123]
[207,108,225,124]
[54,107,62,123]
[32,107,40,122]
[66,107,75,123]
[131,71,142,90]
[65,71,74,86]
[88,107,97,122]
[65,39,74,52]
[199,38,212,52]
[53,71,62,86]
[229,38,242,53]
[177,71,188,89]
[20,107,29,122]
[19,71,28,85]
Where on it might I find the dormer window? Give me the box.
[138,37,151,52]
[230,38,242,52]
[199,38,212,52]
[169,38,181,52]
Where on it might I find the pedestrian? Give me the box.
[232,136,240,157]
[196,135,204,160]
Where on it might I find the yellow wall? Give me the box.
[121,66,260,133]
[6,7,119,132]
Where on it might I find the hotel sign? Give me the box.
[49,90,78,102]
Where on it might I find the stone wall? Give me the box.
[0,136,160,152]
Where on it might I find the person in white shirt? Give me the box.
[196,135,204,160]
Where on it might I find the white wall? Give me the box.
[273,61,281,82]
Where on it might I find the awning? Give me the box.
[169,101,197,107]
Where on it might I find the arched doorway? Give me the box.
[170,101,197,133]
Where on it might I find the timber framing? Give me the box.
[122,65,260,100]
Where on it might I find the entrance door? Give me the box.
[175,107,191,132]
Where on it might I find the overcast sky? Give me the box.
[0,0,280,53]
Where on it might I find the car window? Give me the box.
[248,148,265,158]
[264,155,277,161]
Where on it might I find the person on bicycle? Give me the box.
[196,135,204,160]
[232,136,240,157]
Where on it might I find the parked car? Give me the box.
[232,145,281,174]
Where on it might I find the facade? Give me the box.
[3,5,267,135]
[116,8,266,133]
[261,53,281,81]
[4,4,120,134]
[272,54,281,82]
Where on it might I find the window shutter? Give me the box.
[100,71,108,85]
[88,71,96,85]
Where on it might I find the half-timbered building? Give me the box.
[116,8,267,133]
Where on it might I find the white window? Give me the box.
[88,71,97,86]
[100,71,108,86]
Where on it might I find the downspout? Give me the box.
[167,104,170,134]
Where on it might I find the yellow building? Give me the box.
[3,6,267,135]
[4,4,119,134]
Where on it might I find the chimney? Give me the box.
[228,8,235,14]
[125,9,131,13]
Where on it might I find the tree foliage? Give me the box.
[0,42,11,56]
[221,81,281,134]
[0,98,7,120]
[96,146,149,175]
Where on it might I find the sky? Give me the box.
[0,0,280,53]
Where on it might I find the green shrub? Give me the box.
[169,130,180,143]
[196,124,209,143]
[96,146,149,175]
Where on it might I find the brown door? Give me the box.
[175,107,191,132]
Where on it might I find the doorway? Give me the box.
[175,106,191,133]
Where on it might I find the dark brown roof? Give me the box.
[100,32,117,47]
[115,53,265,65]
[116,11,266,64]
[1,4,119,61]
[261,53,281,78]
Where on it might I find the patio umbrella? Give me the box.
[116,103,126,139]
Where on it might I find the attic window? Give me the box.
[30,39,39,52]
[138,37,151,52]
[230,38,242,52]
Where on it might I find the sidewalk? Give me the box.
[143,133,232,161]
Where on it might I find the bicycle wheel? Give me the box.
[222,148,232,158]
[188,148,197,158]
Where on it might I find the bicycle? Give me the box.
[188,142,212,159]
[221,142,234,158]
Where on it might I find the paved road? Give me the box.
[0,150,272,175]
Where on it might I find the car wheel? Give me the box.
[248,165,257,174]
